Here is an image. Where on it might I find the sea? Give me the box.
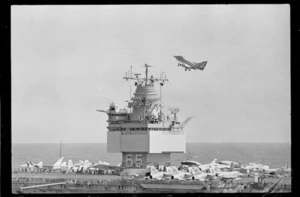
[12,143,291,169]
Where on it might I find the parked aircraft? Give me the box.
[187,166,216,181]
[60,160,78,173]
[146,166,167,180]
[82,160,92,172]
[21,157,65,172]
[40,157,65,171]
[173,56,207,71]
[242,162,270,172]
[219,160,240,167]
[212,162,233,171]
[247,163,280,177]
[70,160,93,173]
[262,167,280,174]
[62,160,74,173]
[70,160,84,172]
[164,166,191,180]
[20,161,43,169]
[67,160,73,171]
[198,159,218,172]
[249,162,270,170]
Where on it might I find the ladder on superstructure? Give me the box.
[171,117,192,131]
[178,117,192,129]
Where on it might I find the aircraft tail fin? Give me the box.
[211,158,217,164]
[230,162,235,171]
[195,61,207,70]
[37,161,43,168]
[148,166,159,174]
[84,160,90,169]
[68,160,73,168]
[53,157,64,168]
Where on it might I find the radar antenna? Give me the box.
[169,108,180,114]
[168,108,180,122]
[123,64,169,87]
[144,63,152,86]
[124,65,133,80]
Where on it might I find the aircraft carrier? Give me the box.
[11,170,292,193]
[11,64,291,194]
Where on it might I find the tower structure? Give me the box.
[98,64,191,168]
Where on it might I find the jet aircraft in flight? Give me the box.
[173,56,207,71]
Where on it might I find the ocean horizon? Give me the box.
[12,142,291,169]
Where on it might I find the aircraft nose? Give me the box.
[20,164,27,167]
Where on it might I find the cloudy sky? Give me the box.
[11,5,290,143]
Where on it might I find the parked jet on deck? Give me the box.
[187,166,216,181]
[20,161,43,169]
[21,157,65,171]
[146,166,168,180]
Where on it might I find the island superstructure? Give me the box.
[97,64,192,168]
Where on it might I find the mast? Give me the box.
[123,64,168,121]
[160,83,162,118]
[145,63,150,86]
[59,141,62,158]
[129,85,132,113]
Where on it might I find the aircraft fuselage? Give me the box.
[174,56,196,70]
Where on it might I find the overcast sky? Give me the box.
[12,5,290,143]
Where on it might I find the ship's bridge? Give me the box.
[134,84,158,98]
[130,84,161,121]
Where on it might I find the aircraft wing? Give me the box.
[178,63,193,70]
